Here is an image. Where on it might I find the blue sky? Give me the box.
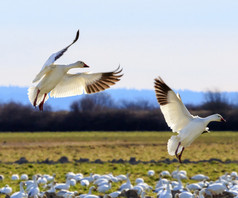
[0,0,238,91]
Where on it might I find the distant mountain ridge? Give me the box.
[0,86,237,111]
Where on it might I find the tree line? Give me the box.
[0,91,237,132]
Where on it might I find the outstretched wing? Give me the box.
[43,30,79,68]
[154,77,193,132]
[33,30,80,83]
[50,66,123,98]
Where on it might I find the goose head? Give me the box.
[75,61,89,68]
[212,114,226,122]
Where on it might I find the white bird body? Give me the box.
[20,174,28,181]
[10,182,27,198]
[83,195,100,198]
[80,179,90,186]
[135,178,144,184]
[97,182,112,193]
[28,30,123,111]
[94,178,108,186]
[154,77,225,162]
[186,183,201,191]
[176,191,194,198]
[0,175,4,181]
[116,175,127,181]
[158,183,172,198]
[108,191,121,198]
[66,172,76,180]
[0,185,12,195]
[207,183,227,195]
[132,185,143,194]
[69,179,76,186]
[191,174,209,181]
[161,171,171,178]
[148,170,155,176]
[28,179,39,198]
[74,174,84,182]
[55,179,71,190]
[79,186,96,198]
[38,176,47,185]
[12,174,19,181]
[119,174,133,191]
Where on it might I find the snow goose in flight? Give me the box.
[28,30,123,111]
[154,77,226,163]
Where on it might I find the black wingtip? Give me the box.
[73,30,80,43]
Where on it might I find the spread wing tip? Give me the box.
[154,76,171,106]
[85,66,123,94]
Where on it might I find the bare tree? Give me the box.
[70,92,114,112]
[202,90,231,112]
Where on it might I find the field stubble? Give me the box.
[0,131,237,162]
[0,131,237,195]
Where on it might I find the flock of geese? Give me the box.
[27,29,226,162]
[0,169,238,198]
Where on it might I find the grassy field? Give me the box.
[0,131,237,162]
[0,131,237,195]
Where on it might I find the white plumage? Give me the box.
[28,30,123,111]
[154,77,226,163]
[10,182,27,198]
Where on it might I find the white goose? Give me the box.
[28,30,123,111]
[10,182,27,198]
[154,77,226,163]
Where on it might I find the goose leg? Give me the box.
[178,147,184,163]
[33,89,40,107]
[175,142,181,159]
[39,93,47,111]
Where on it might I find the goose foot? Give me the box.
[33,89,40,107]
[178,147,184,163]
[39,93,47,111]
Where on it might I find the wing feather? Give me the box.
[50,66,123,98]
[154,77,193,132]
[39,30,80,73]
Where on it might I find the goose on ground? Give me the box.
[37,176,47,185]
[0,185,12,195]
[27,177,39,198]
[206,183,227,195]
[190,174,209,181]
[108,190,121,198]
[80,179,90,187]
[148,170,155,177]
[74,173,84,182]
[97,181,112,193]
[157,183,172,198]
[135,178,144,184]
[66,172,76,180]
[160,171,171,178]
[0,175,4,181]
[10,182,27,198]
[55,179,71,190]
[28,30,123,111]
[154,77,226,163]
[79,186,96,198]
[186,183,201,191]
[11,174,19,180]
[20,174,28,181]
[116,174,127,181]
[175,191,194,198]
[173,174,184,191]
[119,173,133,191]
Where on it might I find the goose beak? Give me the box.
[221,117,226,122]
[83,63,89,68]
